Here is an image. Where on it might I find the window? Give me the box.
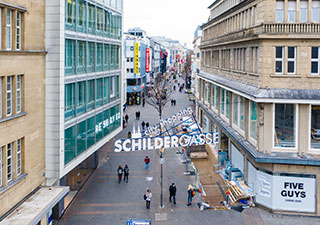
[0,77,2,118]
[287,47,296,74]
[7,9,12,50]
[16,12,21,50]
[96,78,103,107]
[300,1,308,22]
[17,75,21,113]
[77,0,86,32]
[312,1,320,22]
[214,86,219,110]
[65,0,76,30]
[110,76,116,98]
[276,1,284,22]
[104,10,110,36]
[275,47,283,74]
[77,41,86,73]
[0,146,2,187]
[288,1,296,22]
[88,4,96,34]
[221,89,229,119]
[7,143,12,182]
[249,101,257,140]
[65,39,76,75]
[0,9,2,46]
[232,95,246,132]
[88,42,95,72]
[211,84,215,108]
[17,139,22,175]
[311,105,320,149]
[64,126,76,165]
[97,8,103,32]
[311,47,319,75]
[77,81,86,115]
[274,104,296,148]
[96,43,103,71]
[7,76,12,116]
[87,79,95,111]
[65,83,75,120]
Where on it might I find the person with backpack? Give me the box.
[187,184,195,206]
[169,183,177,204]
[144,189,152,209]
[123,164,129,183]
[117,165,123,183]
[144,156,150,170]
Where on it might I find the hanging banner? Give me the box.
[114,132,219,152]
[134,42,139,74]
[146,48,150,73]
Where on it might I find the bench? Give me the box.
[190,152,208,159]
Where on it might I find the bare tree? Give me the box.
[145,72,174,120]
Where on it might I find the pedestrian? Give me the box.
[173,85,176,91]
[125,114,129,123]
[136,111,138,120]
[137,111,140,120]
[128,131,132,138]
[142,98,145,107]
[142,121,146,130]
[123,164,129,183]
[178,82,180,87]
[182,83,185,89]
[117,165,123,183]
[187,184,195,206]
[169,183,177,204]
[123,118,126,128]
[144,156,150,170]
[171,99,173,106]
[146,122,149,128]
[174,99,176,106]
[144,189,152,209]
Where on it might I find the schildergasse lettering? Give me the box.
[114,132,219,152]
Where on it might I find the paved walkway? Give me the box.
[58,76,320,225]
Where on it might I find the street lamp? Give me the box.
[159,148,164,208]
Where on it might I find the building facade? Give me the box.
[45,0,122,216]
[0,1,68,224]
[197,0,320,215]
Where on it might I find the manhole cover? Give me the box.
[155,213,167,221]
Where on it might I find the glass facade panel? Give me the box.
[226,91,230,119]
[221,89,225,115]
[87,116,95,148]
[104,77,110,103]
[311,105,320,149]
[274,104,296,148]
[65,83,76,120]
[65,0,76,30]
[88,4,96,34]
[104,10,110,37]
[77,0,86,32]
[77,81,86,115]
[103,108,110,136]
[65,39,76,75]
[88,42,95,72]
[96,43,103,71]
[215,86,219,109]
[96,112,104,142]
[250,101,257,140]
[96,78,103,107]
[240,97,245,130]
[77,41,86,73]
[87,79,95,111]
[77,120,86,155]
[65,126,76,165]
[104,44,110,70]
[232,96,238,126]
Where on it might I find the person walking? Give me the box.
[146,122,149,128]
[135,111,138,120]
[174,99,176,106]
[137,111,141,120]
[141,121,146,130]
[125,114,129,123]
[123,164,129,183]
[169,183,177,204]
[144,156,150,170]
[145,189,152,209]
[128,131,132,138]
[142,98,145,107]
[117,165,123,183]
[187,184,195,206]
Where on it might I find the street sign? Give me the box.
[160,158,164,164]
[126,219,151,225]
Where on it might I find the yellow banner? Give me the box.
[134,42,139,74]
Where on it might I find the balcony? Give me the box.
[263,23,320,34]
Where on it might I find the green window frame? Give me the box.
[88,4,96,34]
[87,79,95,111]
[65,126,76,165]
[77,40,86,73]
[88,42,95,72]
[96,43,103,71]
[65,83,76,120]
[65,39,76,75]
[96,78,103,107]
[65,0,76,30]
[77,0,86,32]
[77,81,86,115]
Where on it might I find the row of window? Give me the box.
[0,75,23,119]
[0,138,23,188]
[65,0,122,40]
[65,39,121,75]
[65,75,120,121]
[202,47,259,74]
[203,5,257,41]
[200,79,258,144]
[276,0,320,23]
[65,104,121,164]
[0,8,22,50]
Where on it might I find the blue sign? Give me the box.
[126,219,151,225]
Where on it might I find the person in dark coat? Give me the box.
[135,111,138,120]
[123,164,129,183]
[137,111,140,120]
[125,114,129,123]
[141,121,146,130]
[142,98,145,107]
[117,165,123,183]
[169,183,177,204]
[128,131,132,138]
[146,122,149,128]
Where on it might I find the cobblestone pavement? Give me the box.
[58,76,320,225]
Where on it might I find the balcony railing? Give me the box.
[263,23,320,34]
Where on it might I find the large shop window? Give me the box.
[249,101,257,140]
[311,105,320,149]
[274,104,296,148]
[221,89,230,119]
[232,95,246,132]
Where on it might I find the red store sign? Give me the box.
[146,48,150,73]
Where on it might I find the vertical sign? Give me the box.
[146,48,150,73]
[134,42,139,74]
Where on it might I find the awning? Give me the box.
[1,186,69,225]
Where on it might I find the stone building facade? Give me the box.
[197,0,320,215]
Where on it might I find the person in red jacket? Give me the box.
[144,156,150,170]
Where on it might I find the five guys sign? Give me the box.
[146,48,150,73]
